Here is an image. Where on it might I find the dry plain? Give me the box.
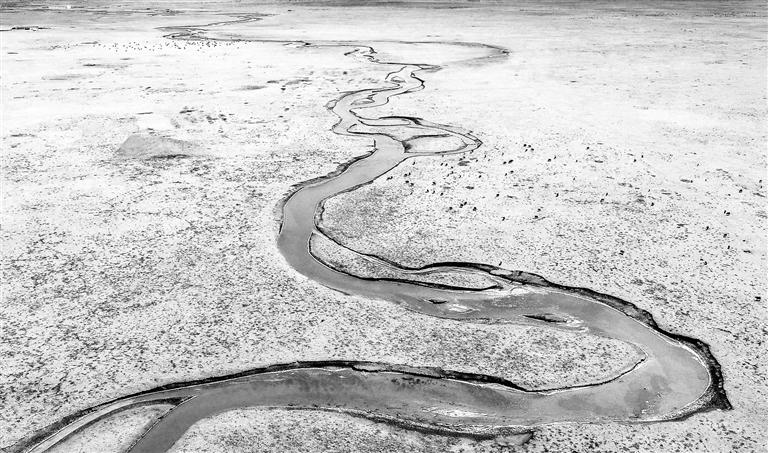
[1,1,766,452]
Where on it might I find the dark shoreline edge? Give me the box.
[9,360,541,452]
[312,229,733,418]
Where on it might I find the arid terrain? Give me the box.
[1,1,766,452]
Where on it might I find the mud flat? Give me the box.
[2,1,766,452]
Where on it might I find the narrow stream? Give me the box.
[15,15,730,453]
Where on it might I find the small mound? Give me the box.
[116,133,200,160]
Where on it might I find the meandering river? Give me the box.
[16,15,729,453]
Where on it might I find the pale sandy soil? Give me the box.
[320,1,768,451]
[167,408,531,453]
[1,1,766,452]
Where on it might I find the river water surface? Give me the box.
[16,16,729,453]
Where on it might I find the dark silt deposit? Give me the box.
[13,15,730,453]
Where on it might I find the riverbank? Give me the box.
[2,1,766,452]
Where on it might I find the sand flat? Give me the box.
[2,1,766,452]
